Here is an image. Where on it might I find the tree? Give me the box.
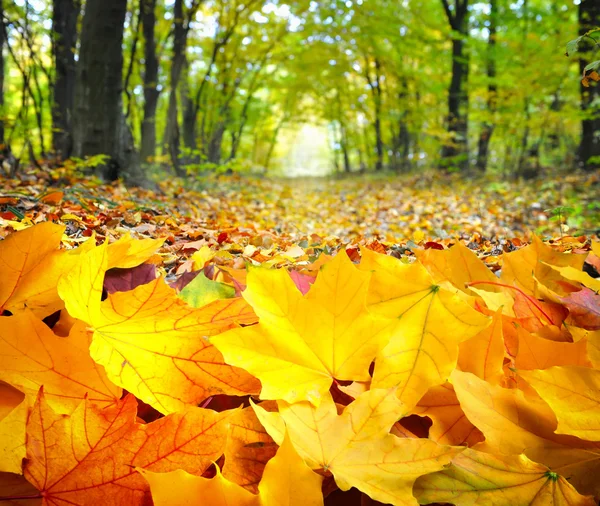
[72,0,143,183]
[140,0,159,162]
[577,0,600,170]
[51,0,80,158]
[0,0,5,148]
[440,0,470,171]
[475,0,497,172]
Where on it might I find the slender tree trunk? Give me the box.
[0,0,6,147]
[140,0,159,161]
[72,0,143,184]
[51,0,80,158]
[264,116,285,172]
[476,0,496,172]
[577,0,600,170]
[440,0,469,171]
[164,0,188,175]
[373,58,384,170]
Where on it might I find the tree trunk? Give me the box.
[373,58,384,170]
[476,0,496,172]
[577,0,600,170]
[51,0,81,158]
[72,0,144,184]
[0,0,5,147]
[164,0,188,176]
[140,0,159,161]
[440,0,469,171]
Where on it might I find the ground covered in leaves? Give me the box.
[1,167,600,506]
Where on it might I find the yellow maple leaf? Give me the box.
[106,232,165,269]
[212,251,393,405]
[501,235,586,295]
[412,383,483,446]
[414,242,500,294]
[414,448,595,505]
[0,310,122,413]
[253,388,462,506]
[141,431,323,506]
[520,366,600,442]
[0,382,26,474]
[58,242,259,414]
[451,369,600,498]
[457,308,505,384]
[359,248,490,410]
[544,262,600,293]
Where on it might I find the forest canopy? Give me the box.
[1,0,599,181]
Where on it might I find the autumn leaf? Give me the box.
[451,369,600,498]
[414,448,595,506]
[414,241,500,294]
[0,222,67,318]
[411,383,483,446]
[560,288,600,330]
[178,271,236,308]
[0,310,121,412]
[514,326,591,370]
[545,262,600,292]
[0,382,27,474]
[520,366,600,441]
[21,388,233,505]
[58,241,260,414]
[359,248,490,409]
[212,251,393,405]
[253,389,462,506]
[105,232,165,269]
[501,235,586,295]
[456,308,505,384]
[141,431,323,506]
[222,404,278,493]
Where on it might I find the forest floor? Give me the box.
[0,166,598,279]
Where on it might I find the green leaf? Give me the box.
[584,60,600,73]
[566,37,581,56]
[178,272,236,308]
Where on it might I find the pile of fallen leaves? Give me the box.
[1,166,600,505]
[1,205,600,505]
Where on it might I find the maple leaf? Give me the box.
[545,263,600,293]
[58,241,259,414]
[451,369,600,498]
[560,288,600,330]
[520,366,600,442]
[414,448,596,505]
[501,235,586,295]
[19,388,232,505]
[140,431,323,506]
[222,404,278,493]
[105,233,165,269]
[358,248,490,410]
[456,308,505,384]
[411,383,483,446]
[0,222,65,318]
[0,310,122,413]
[212,251,393,405]
[514,326,591,370]
[253,389,462,506]
[0,382,26,474]
[414,242,500,294]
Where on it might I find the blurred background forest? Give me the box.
[1,0,599,183]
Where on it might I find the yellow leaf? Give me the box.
[58,242,259,414]
[520,367,600,442]
[0,222,66,318]
[0,311,122,413]
[359,248,490,410]
[544,263,600,293]
[501,235,586,295]
[457,308,505,384]
[191,245,216,270]
[141,431,323,506]
[212,252,392,405]
[0,382,27,474]
[414,242,500,294]
[412,383,483,446]
[106,233,165,269]
[414,448,595,506]
[515,326,591,370]
[253,389,462,506]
